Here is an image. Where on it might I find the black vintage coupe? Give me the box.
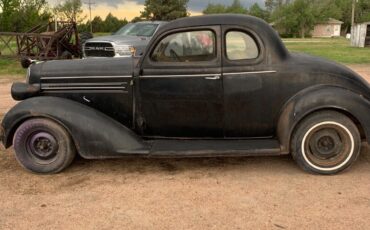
[2,15,370,174]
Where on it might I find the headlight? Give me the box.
[114,45,133,56]
[26,67,31,83]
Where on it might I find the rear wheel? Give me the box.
[291,111,361,175]
[13,118,76,174]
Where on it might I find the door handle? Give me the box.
[205,75,221,80]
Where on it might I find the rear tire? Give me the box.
[13,118,76,174]
[291,111,361,175]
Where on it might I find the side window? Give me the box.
[151,30,216,62]
[226,31,259,61]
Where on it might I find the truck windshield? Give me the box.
[115,23,159,37]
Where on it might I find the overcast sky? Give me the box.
[48,0,265,20]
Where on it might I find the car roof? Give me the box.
[150,14,290,61]
[158,14,269,32]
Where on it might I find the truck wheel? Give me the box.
[291,111,361,175]
[13,118,76,174]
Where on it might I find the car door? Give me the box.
[137,26,224,137]
[222,25,278,138]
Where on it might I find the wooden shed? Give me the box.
[351,22,370,48]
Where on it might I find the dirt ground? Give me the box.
[1,67,370,229]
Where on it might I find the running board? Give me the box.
[148,139,282,157]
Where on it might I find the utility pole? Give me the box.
[351,0,356,29]
[84,0,95,33]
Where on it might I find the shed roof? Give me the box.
[325,18,344,24]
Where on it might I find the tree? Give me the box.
[334,0,370,33]
[226,0,248,14]
[265,0,285,13]
[17,0,50,31]
[90,16,103,33]
[140,0,189,21]
[203,0,247,15]
[0,0,50,32]
[0,0,20,31]
[273,0,317,38]
[54,0,85,22]
[202,4,227,14]
[249,3,270,21]
[103,13,128,32]
[272,0,341,38]
[357,0,370,22]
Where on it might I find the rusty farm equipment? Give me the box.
[0,21,87,60]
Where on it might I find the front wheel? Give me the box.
[13,118,76,174]
[291,111,361,175]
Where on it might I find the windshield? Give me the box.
[115,23,159,37]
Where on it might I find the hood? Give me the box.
[28,57,134,84]
[86,35,151,46]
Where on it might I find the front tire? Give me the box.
[291,111,361,175]
[13,118,76,174]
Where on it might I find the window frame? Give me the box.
[142,26,221,68]
[150,29,217,63]
[222,26,265,66]
[225,30,260,61]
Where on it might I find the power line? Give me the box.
[84,0,95,33]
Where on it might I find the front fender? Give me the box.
[277,85,370,154]
[1,97,149,158]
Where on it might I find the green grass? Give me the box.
[0,36,18,56]
[283,37,370,64]
[0,36,26,78]
[93,32,111,37]
[0,58,26,77]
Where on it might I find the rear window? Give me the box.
[226,31,259,60]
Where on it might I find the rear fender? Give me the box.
[277,85,370,153]
[2,97,149,158]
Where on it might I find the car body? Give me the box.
[83,21,167,58]
[2,14,370,174]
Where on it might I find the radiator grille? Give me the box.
[84,42,115,57]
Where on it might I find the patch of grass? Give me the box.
[0,58,26,77]
[283,37,370,64]
[0,36,18,56]
[93,32,111,37]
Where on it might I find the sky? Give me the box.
[47,0,265,21]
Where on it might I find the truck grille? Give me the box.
[84,42,115,57]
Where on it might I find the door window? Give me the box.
[226,31,259,60]
[151,30,216,62]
